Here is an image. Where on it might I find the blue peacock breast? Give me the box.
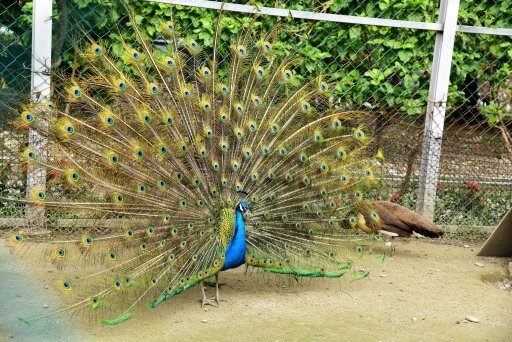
[222,210,247,270]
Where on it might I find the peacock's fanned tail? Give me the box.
[5,8,383,325]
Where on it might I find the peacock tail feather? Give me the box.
[4,7,385,325]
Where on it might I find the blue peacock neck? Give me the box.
[222,207,247,270]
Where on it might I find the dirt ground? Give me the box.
[1,238,511,342]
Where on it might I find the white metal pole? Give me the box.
[416,0,460,221]
[26,0,52,224]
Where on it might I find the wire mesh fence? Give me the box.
[0,0,511,228]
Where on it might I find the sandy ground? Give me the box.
[1,238,511,342]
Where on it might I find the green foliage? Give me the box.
[3,0,510,124]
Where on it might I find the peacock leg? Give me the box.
[214,273,228,304]
[200,281,218,307]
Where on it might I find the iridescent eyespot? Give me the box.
[283,69,292,79]
[109,252,117,260]
[183,89,190,97]
[140,242,147,251]
[73,88,81,97]
[262,41,272,52]
[70,172,79,181]
[63,281,72,289]
[144,115,151,124]
[164,214,171,221]
[118,80,126,91]
[27,151,36,159]
[65,125,75,134]
[202,67,211,77]
[37,191,46,200]
[138,184,146,192]
[262,146,270,156]
[126,229,134,237]
[114,280,122,288]
[149,84,158,94]
[147,227,155,235]
[189,40,198,49]
[22,112,34,123]
[237,45,246,56]
[15,235,23,242]
[319,81,328,92]
[354,130,365,140]
[91,44,102,55]
[131,50,140,60]
[337,148,347,159]
[254,66,265,78]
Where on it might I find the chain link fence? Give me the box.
[0,0,511,229]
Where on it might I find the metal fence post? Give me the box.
[26,0,52,224]
[416,0,460,221]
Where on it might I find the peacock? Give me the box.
[3,7,440,326]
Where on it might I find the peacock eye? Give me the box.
[132,51,140,59]
[38,191,46,200]
[73,89,81,97]
[151,85,158,94]
[118,81,126,91]
[71,172,79,180]
[66,125,74,134]
[63,281,71,289]
[137,150,144,158]
[167,59,174,67]
[106,117,114,125]
[144,115,151,124]
[28,152,36,159]
[24,113,34,122]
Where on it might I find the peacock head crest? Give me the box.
[236,200,250,214]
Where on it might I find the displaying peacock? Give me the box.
[2,8,439,326]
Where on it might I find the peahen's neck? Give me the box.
[222,209,247,270]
